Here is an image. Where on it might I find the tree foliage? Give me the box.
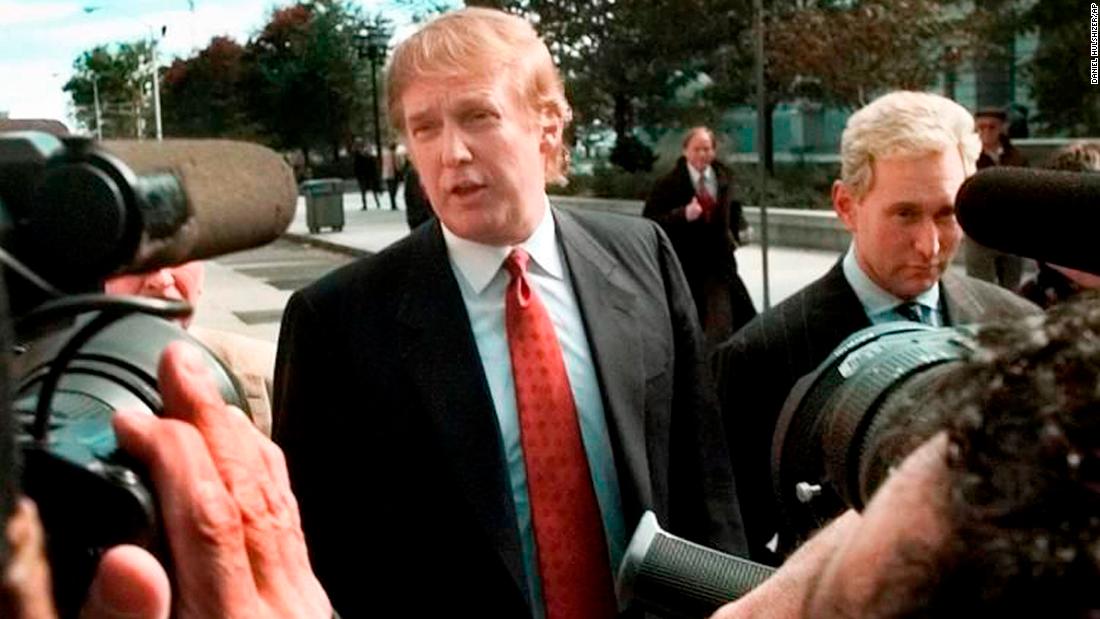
[1023,0,1100,135]
[63,41,156,138]
[764,0,972,110]
[161,36,253,138]
[470,0,750,169]
[241,0,389,160]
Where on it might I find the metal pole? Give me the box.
[754,0,771,310]
[151,34,163,140]
[369,50,383,192]
[92,77,103,139]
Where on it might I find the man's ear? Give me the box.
[537,107,564,154]
[833,180,858,233]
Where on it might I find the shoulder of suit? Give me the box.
[724,269,838,350]
[190,326,276,378]
[554,204,660,239]
[295,221,438,305]
[946,271,1042,316]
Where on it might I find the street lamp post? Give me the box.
[149,28,164,141]
[83,5,165,140]
[356,23,392,189]
[92,76,103,139]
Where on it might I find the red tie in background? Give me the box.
[504,248,617,619]
[695,173,716,222]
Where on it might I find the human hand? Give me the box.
[2,498,57,619]
[105,341,331,619]
[685,199,703,222]
[707,510,863,619]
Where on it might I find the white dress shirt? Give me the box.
[441,200,627,618]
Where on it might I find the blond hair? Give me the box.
[386,7,573,184]
[840,91,980,199]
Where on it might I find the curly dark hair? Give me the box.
[903,294,1100,617]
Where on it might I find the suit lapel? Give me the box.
[806,260,872,354]
[393,223,529,602]
[553,208,654,510]
[940,271,985,325]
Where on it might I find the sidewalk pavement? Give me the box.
[195,189,844,344]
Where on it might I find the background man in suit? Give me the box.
[644,127,756,350]
[714,91,1039,564]
[273,8,746,618]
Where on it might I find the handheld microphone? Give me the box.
[617,512,775,618]
[0,132,297,295]
[955,167,1100,275]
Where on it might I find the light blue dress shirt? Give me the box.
[841,243,944,326]
[441,201,627,619]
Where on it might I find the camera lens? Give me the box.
[771,322,977,546]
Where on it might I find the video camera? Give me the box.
[616,165,1100,617]
[0,129,295,615]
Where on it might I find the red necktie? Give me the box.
[504,248,617,619]
[696,174,716,222]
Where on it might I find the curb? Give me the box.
[281,232,374,259]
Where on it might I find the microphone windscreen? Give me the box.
[100,139,297,272]
[956,167,1100,275]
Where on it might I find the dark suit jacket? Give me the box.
[644,157,756,339]
[274,207,746,617]
[713,261,1040,563]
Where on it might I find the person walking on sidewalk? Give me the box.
[353,139,382,210]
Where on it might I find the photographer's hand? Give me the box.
[707,510,863,619]
[108,341,331,618]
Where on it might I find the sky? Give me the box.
[0,0,431,130]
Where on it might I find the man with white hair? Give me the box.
[713,91,1039,564]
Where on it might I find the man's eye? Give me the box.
[466,110,496,124]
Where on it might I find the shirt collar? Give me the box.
[687,163,711,186]
[841,242,940,316]
[441,197,562,295]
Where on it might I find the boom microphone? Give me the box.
[955,167,1100,275]
[101,139,297,271]
[0,132,297,295]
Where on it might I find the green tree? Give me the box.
[1023,0,1100,135]
[470,0,750,171]
[160,36,254,138]
[765,0,970,109]
[241,0,387,167]
[63,40,156,138]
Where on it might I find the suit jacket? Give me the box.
[190,326,276,437]
[644,157,756,341]
[273,206,747,617]
[712,261,1041,563]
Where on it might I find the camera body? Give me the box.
[0,131,249,614]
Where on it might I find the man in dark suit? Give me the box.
[714,91,1040,565]
[644,126,756,349]
[273,8,746,618]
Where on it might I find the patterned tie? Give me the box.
[895,301,927,325]
[503,248,617,619]
[695,173,716,221]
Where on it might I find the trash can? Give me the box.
[300,178,345,233]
